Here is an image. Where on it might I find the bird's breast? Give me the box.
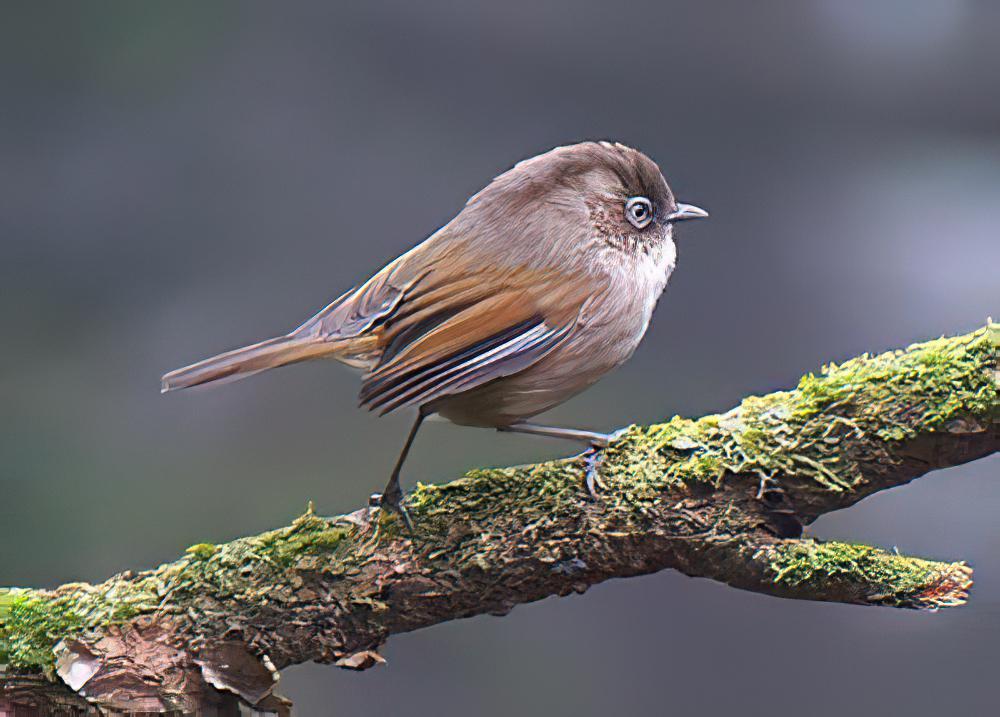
[430,239,677,427]
[590,235,677,335]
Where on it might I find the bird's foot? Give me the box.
[581,428,628,499]
[581,447,606,499]
[368,488,414,532]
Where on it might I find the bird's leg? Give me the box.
[497,422,616,446]
[370,411,426,530]
[497,422,626,499]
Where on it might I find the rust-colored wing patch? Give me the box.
[358,267,591,415]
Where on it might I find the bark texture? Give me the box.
[1,323,997,715]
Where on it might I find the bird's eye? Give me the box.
[625,196,654,229]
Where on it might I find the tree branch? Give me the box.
[2,324,997,714]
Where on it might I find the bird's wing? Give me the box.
[286,253,438,368]
[290,267,415,338]
[357,266,595,415]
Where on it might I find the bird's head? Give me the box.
[461,141,707,261]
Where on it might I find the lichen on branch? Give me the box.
[1,323,996,714]
[759,540,973,609]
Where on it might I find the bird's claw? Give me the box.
[369,490,414,532]
[581,428,628,500]
[582,448,605,499]
[581,447,610,500]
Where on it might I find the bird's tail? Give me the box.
[160,334,345,393]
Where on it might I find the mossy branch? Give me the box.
[2,324,997,714]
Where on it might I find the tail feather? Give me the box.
[160,335,339,393]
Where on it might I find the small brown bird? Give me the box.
[162,141,707,525]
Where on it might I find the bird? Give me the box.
[161,141,707,527]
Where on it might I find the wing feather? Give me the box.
[357,267,593,415]
[363,318,572,414]
[283,240,599,415]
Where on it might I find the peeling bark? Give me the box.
[1,323,997,714]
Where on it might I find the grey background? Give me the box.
[1,1,998,715]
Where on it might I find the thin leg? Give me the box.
[370,411,426,529]
[497,422,627,499]
[497,422,616,447]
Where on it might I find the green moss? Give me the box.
[1,326,992,672]
[408,461,582,523]
[268,525,352,566]
[762,539,968,608]
[1,576,167,670]
[0,591,82,669]
[0,589,12,621]
[185,543,218,560]
[0,509,366,672]
[248,509,354,567]
[4,596,69,667]
[638,325,997,493]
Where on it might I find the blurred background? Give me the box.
[1,1,998,714]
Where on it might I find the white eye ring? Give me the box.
[625,196,654,229]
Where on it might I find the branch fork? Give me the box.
[2,323,997,714]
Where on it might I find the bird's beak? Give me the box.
[665,203,709,223]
